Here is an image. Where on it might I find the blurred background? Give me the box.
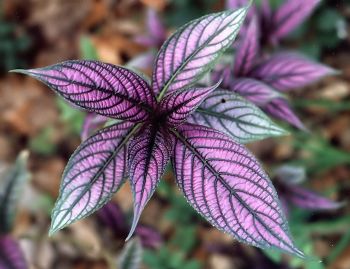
[0,0,350,268]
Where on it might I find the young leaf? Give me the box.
[286,185,344,211]
[11,60,156,122]
[127,125,173,240]
[229,78,280,106]
[271,0,320,41]
[0,151,30,234]
[50,122,137,235]
[234,16,260,77]
[117,238,143,269]
[263,98,306,130]
[189,90,287,144]
[0,236,27,269]
[160,82,219,126]
[171,123,304,258]
[252,52,337,92]
[152,8,248,98]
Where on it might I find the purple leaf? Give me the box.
[127,125,173,240]
[234,16,260,77]
[189,90,287,144]
[159,82,220,126]
[252,52,337,92]
[0,151,30,234]
[152,8,247,98]
[81,113,108,141]
[50,122,137,235]
[229,78,280,106]
[11,60,156,122]
[97,202,128,237]
[271,0,320,41]
[0,235,27,269]
[135,225,163,249]
[286,185,344,211]
[263,98,306,130]
[171,123,304,257]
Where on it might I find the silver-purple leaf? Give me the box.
[234,16,259,77]
[229,78,280,106]
[225,0,247,10]
[171,123,304,257]
[159,83,219,126]
[50,122,137,235]
[263,98,306,130]
[271,0,320,41]
[152,8,247,98]
[127,125,173,240]
[286,185,344,211]
[252,52,337,92]
[11,60,156,122]
[189,90,287,144]
[0,236,27,269]
[0,151,30,234]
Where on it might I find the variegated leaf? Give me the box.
[0,151,30,234]
[152,8,247,98]
[172,123,304,257]
[11,60,156,122]
[127,125,173,239]
[50,122,137,235]
[252,52,337,91]
[160,82,219,126]
[189,90,287,144]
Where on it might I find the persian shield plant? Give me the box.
[11,6,304,257]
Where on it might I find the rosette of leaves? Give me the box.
[0,151,30,269]
[11,6,305,257]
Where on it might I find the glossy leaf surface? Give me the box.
[152,8,247,97]
[172,123,303,257]
[11,60,156,122]
[127,125,173,239]
[189,90,286,143]
[160,83,219,126]
[50,122,136,235]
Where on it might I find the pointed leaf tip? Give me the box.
[172,123,304,258]
[49,122,137,235]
